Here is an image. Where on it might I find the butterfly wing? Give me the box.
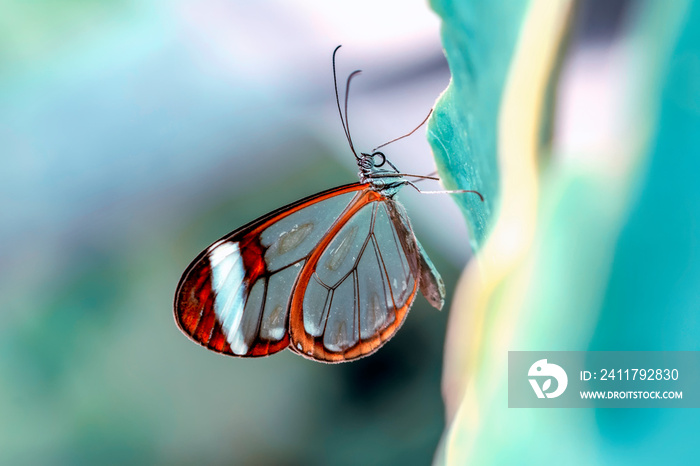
[289,191,446,362]
[387,197,446,311]
[174,183,369,357]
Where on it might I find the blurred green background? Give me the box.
[1,1,467,464]
[4,0,700,465]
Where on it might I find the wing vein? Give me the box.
[252,277,269,347]
[321,202,378,289]
[372,233,397,309]
[321,289,335,336]
[353,269,360,344]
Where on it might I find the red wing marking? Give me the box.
[174,183,367,358]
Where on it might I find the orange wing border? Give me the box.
[288,191,420,363]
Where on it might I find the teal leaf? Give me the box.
[431,0,696,464]
[427,0,529,250]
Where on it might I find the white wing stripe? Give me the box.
[208,242,247,352]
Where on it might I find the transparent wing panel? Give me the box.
[372,203,415,309]
[297,199,420,358]
[302,275,331,337]
[260,191,358,272]
[259,262,304,341]
[315,204,373,286]
[322,276,358,352]
[357,240,394,340]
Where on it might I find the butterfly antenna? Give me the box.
[344,69,362,160]
[372,108,434,152]
[332,45,360,160]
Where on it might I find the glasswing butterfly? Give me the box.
[174,46,483,363]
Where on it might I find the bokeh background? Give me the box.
[4,0,700,465]
[1,1,467,465]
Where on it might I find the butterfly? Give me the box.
[174,46,483,363]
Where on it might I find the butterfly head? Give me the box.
[358,151,385,176]
[357,151,406,196]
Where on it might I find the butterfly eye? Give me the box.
[371,151,386,168]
